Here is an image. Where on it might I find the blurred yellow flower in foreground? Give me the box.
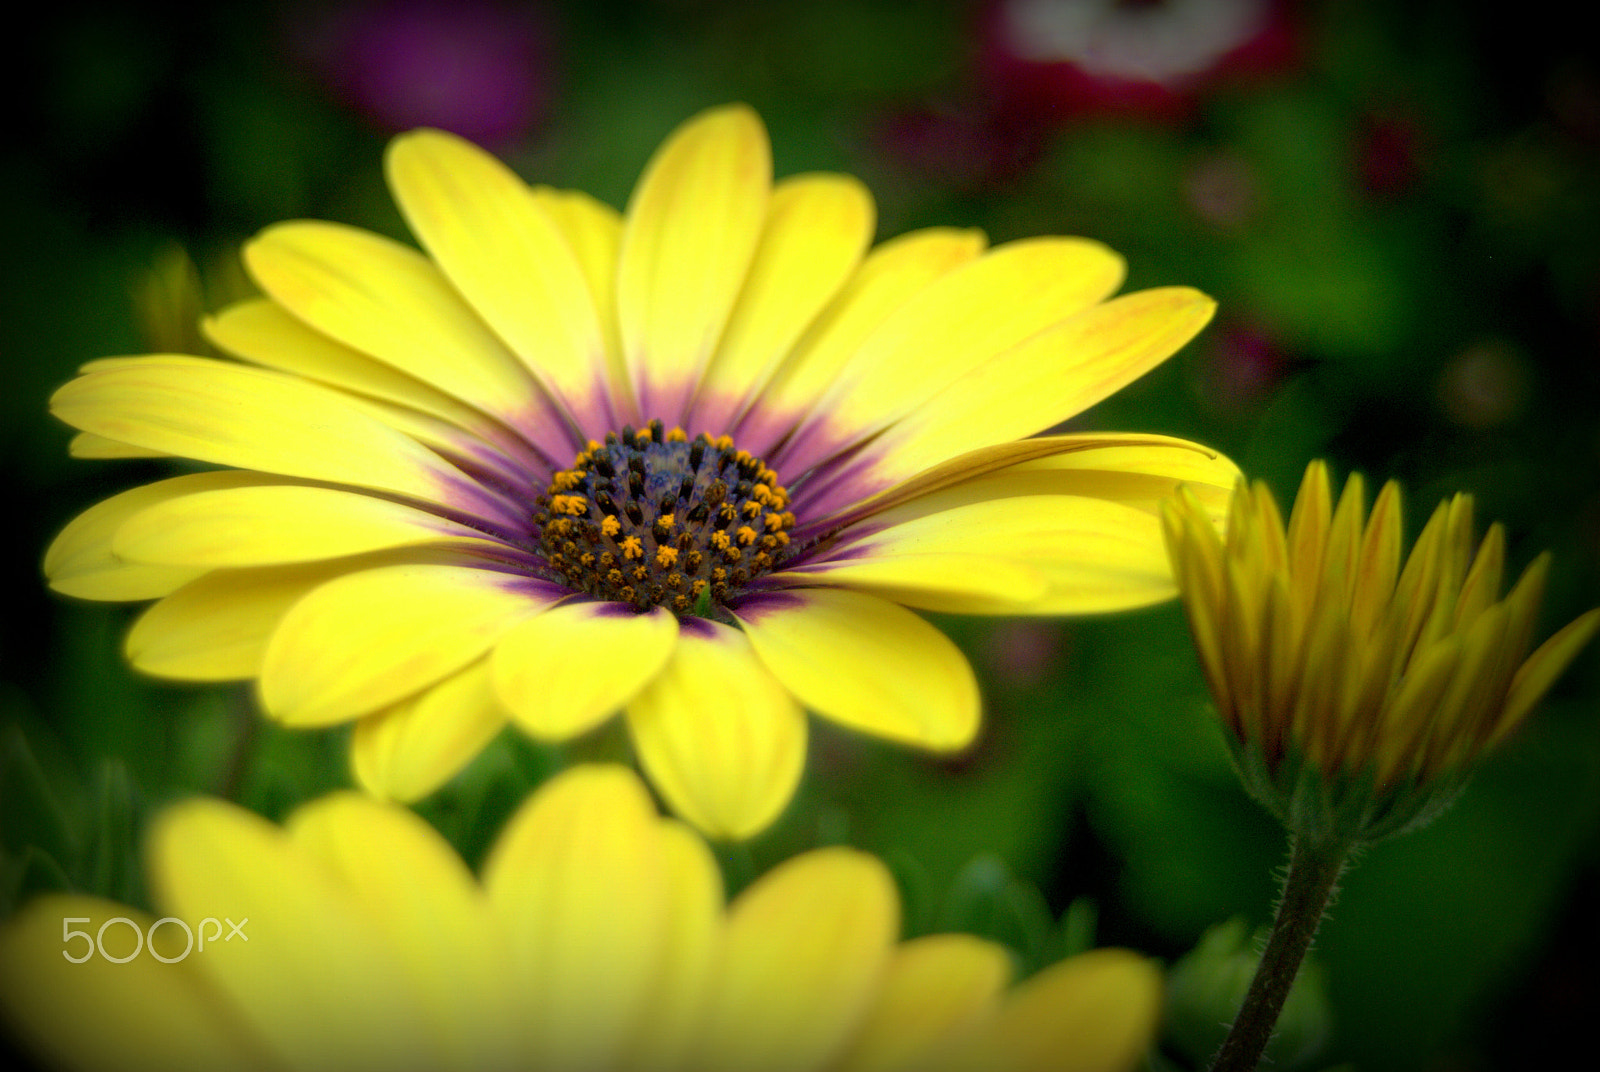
[0,766,1160,1072]
[1163,459,1600,841]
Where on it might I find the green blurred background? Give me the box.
[2,2,1598,1069]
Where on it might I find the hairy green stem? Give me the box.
[1209,833,1353,1072]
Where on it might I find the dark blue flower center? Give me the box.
[533,420,795,616]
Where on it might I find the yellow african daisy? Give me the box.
[45,103,1237,837]
[1164,460,1599,1071]
[0,765,1162,1072]
[1164,458,1600,841]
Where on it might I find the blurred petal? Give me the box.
[482,766,678,1069]
[737,588,980,750]
[626,622,805,838]
[151,798,437,1072]
[285,793,517,1070]
[0,895,270,1072]
[947,949,1162,1072]
[350,659,510,802]
[831,934,1010,1072]
[492,602,678,741]
[694,848,898,1072]
[618,821,726,1072]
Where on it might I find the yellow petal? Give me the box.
[126,558,377,681]
[948,949,1162,1072]
[761,226,986,423]
[285,792,518,1069]
[49,358,491,513]
[618,820,726,1072]
[831,934,1010,1072]
[531,185,629,415]
[114,483,494,568]
[736,588,980,751]
[618,104,770,422]
[1501,606,1600,730]
[790,552,1049,611]
[68,430,166,458]
[205,298,542,467]
[876,287,1216,480]
[44,472,268,601]
[626,622,805,839]
[350,659,510,802]
[260,562,552,726]
[150,798,437,1072]
[386,128,616,422]
[492,602,679,741]
[820,432,1211,537]
[696,172,875,430]
[811,237,1126,446]
[823,494,1175,616]
[0,895,271,1072]
[915,434,1240,536]
[694,848,898,1072]
[481,765,677,1070]
[243,220,539,423]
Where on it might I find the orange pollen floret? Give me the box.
[666,426,689,443]
[713,434,734,451]
[621,536,644,559]
[711,530,731,551]
[764,512,785,532]
[550,494,588,516]
[655,546,679,568]
[736,526,758,546]
[742,501,763,519]
[601,515,621,537]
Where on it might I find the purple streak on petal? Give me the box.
[676,614,721,640]
[560,369,631,447]
[725,398,807,465]
[726,588,809,623]
[784,444,899,536]
[432,469,522,524]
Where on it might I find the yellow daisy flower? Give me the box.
[0,765,1162,1072]
[45,103,1237,836]
[1163,459,1600,841]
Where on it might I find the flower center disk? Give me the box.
[534,421,796,616]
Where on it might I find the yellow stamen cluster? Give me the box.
[1164,461,1600,798]
[533,420,796,615]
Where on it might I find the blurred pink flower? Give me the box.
[292,0,554,148]
[981,0,1298,124]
